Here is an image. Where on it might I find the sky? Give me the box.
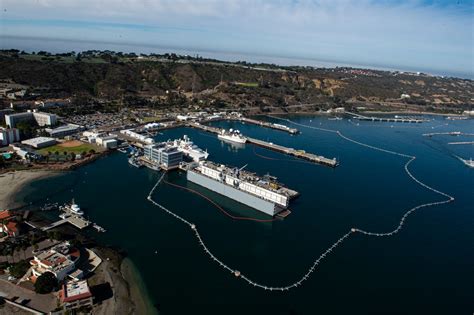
[0,0,473,77]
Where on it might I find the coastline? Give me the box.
[0,170,63,210]
[121,258,158,315]
[90,248,157,315]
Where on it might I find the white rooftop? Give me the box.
[65,280,90,298]
[21,137,56,146]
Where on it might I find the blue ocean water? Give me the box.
[18,115,474,314]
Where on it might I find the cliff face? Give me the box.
[0,54,472,111]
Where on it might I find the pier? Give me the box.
[232,117,299,134]
[347,112,428,123]
[422,131,462,137]
[448,141,474,145]
[41,214,90,231]
[248,138,338,167]
[186,122,338,167]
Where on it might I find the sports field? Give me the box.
[37,140,101,155]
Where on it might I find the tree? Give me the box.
[89,149,96,155]
[9,260,30,278]
[34,272,58,294]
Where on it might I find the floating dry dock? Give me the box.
[187,122,338,168]
[183,161,299,216]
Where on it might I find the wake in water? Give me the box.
[146,116,454,291]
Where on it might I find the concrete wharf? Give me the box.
[41,215,90,231]
[187,122,338,168]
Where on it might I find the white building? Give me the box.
[21,137,56,149]
[120,129,154,144]
[30,242,81,281]
[60,280,93,311]
[46,124,82,138]
[5,111,57,128]
[0,128,20,146]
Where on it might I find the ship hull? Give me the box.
[218,134,247,144]
[187,170,283,216]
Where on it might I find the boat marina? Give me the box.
[34,199,106,232]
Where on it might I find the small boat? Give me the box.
[458,156,474,168]
[93,223,106,232]
[69,199,84,216]
[128,157,143,168]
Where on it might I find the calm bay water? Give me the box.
[17,115,473,314]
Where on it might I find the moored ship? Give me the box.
[173,135,209,162]
[218,129,247,144]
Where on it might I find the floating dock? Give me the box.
[41,215,90,231]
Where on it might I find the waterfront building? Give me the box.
[0,127,20,146]
[60,280,94,311]
[0,108,14,124]
[1,220,21,237]
[46,124,82,138]
[5,111,57,128]
[30,242,80,281]
[21,137,56,149]
[144,143,183,169]
[101,138,118,149]
[120,129,154,144]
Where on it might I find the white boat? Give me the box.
[173,135,209,162]
[218,129,247,144]
[69,199,84,216]
[458,156,474,168]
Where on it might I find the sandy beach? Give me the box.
[90,248,156,315]
[0,170,60,210]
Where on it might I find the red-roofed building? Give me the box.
[0,210,12,221]
[60,280,93,311]
[3,221,20,237]
[29,241,80,281]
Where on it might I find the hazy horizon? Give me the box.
[1,1,472,79]
[1,35,472,80]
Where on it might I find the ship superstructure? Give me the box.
[218,129,247,144]
[173,135,209,162]
[185,161,298,216]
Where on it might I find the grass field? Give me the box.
[235,82,259,87]
[37,141,101,156]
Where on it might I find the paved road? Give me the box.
[0,278,56,313]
